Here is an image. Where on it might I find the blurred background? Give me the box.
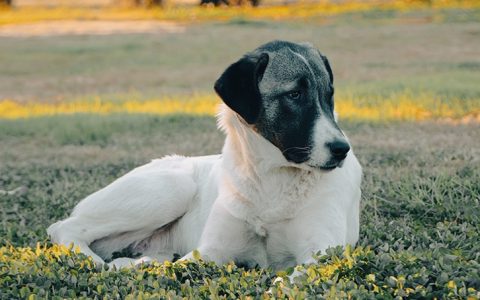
[1,2,480,298]
[0,0,479,121]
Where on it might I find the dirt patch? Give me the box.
[0,20,185,37]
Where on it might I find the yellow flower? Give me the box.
[447,280,456,289]
[1,92,478,122]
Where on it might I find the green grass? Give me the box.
[340,70,480,101]
[1,10,480,103]
[1,115,479,298]
[1,6,479,298]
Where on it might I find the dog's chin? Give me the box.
[284,154,345,172]
[306,160,345,172]
[318,164,338,171]
[284,153,310,165]
[287,161,338,172]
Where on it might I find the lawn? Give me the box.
[0,4,479,299]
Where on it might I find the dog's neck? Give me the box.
[219,105,281,172]
[217,104,320,226]
[217,104,310,175]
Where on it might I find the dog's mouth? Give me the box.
[282,150,311,164]
[318,164,338,171]
[282,149,346,172]
[309,159,345,171]
[302,162,337,171]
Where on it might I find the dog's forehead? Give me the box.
[256,42,330,94]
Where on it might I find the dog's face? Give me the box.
[215,40,350,171]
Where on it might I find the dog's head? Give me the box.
[215,40,350,171]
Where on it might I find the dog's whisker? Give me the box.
[281,146,312,154]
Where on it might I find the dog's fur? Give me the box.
[48,40,362,271]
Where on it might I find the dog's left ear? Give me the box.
[319,51,336,115]
[214,53,269,124]
[320,54,334,84]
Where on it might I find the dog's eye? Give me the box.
[288,91,301,100]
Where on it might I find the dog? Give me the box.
[48,40,362,272]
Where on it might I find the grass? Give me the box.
[0,115,479,298]
[2,243,477,298]
[1,4,479,299]
[2,9,480,102]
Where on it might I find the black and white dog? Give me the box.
[48,41,362,272]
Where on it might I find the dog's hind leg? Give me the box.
[48,165,198,265]
[48,218,108,265]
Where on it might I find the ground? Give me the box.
[0,4,479,299]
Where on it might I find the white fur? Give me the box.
[48,104,362,270]
[308,115,347,168]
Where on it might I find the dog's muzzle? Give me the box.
[328,140,350,161]
[319,139,350,171]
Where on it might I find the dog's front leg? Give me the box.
[286,255,318,282]
[182,200,261,266]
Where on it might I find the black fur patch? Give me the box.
[214,53,269,124]
[256,80,318,163]
[255,41,335,163]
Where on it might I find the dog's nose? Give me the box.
[327,140,350,160]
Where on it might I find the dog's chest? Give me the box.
[263,169,318,216]
[239,169,321,235]
[240,220,302,270]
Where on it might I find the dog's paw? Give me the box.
[107,256,154,269]
[134,256,154,266]
[266,276,287,295]
[108,257,138,269]
[287,268,306,283]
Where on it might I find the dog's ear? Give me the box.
[320,54,334,84]
[318,51,336,114]
[214,53,269,124]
